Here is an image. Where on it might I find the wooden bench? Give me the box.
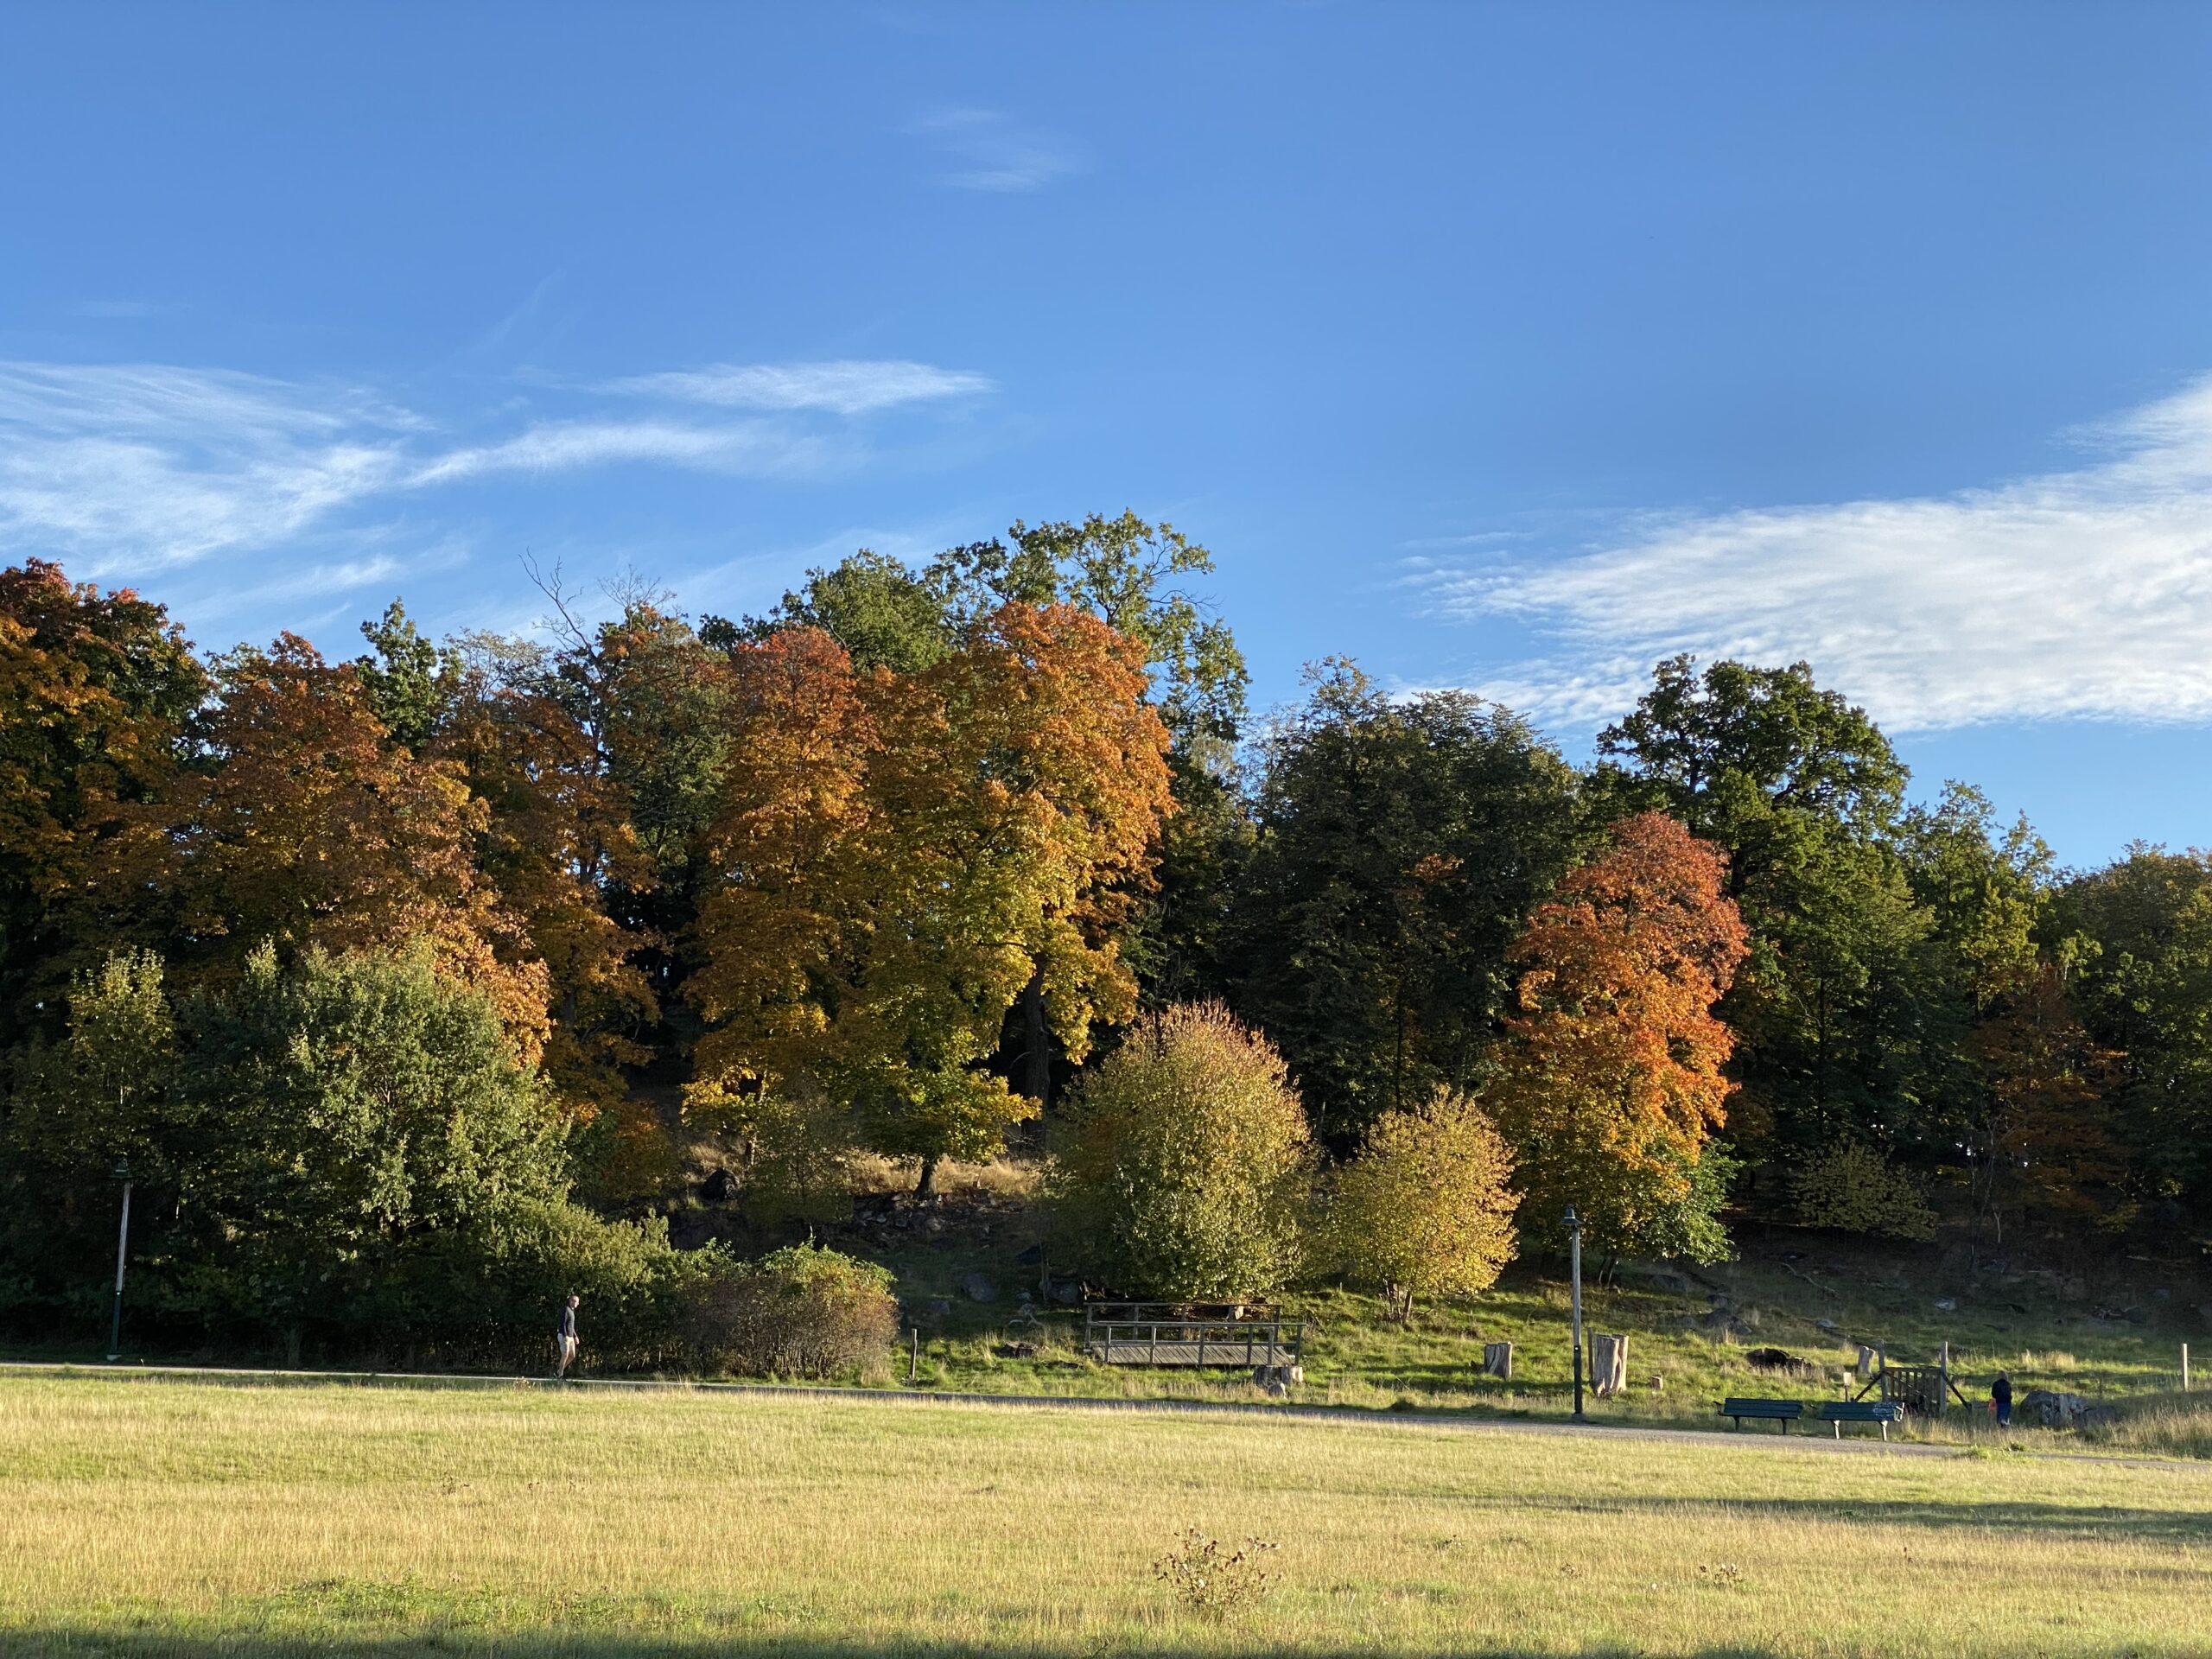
[1719,1398,1804,1432]
[1818,1400,1904,1440]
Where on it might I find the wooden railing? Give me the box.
[1081,1302,1304,1370]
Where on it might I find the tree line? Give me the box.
[3,518,2207,1357]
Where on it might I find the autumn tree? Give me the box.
[429,630,664,1196]
[1326,1087,1516,1320]
[95,634,550,1056]
[690,603,1174,1194]
[2051,847,2212,1220]
[1594,657,1942,1168]
[1233,661,1584,1141]
[717,514,1250,1058]
[1968,963,2132,1246]
[1049,1002,1311,1299]
[0,560,206,1026]
[1485,811,1749,1261]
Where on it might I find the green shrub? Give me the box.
[695,1243,898,1378]
[1792,1141,1937,1241]
[1050,1001,1311,1300]
[1327,1087,1516,1319]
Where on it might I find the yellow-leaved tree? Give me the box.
[1328,1087,1516,1320]
[689,602,1174,1194]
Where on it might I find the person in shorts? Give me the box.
[554,1294,581,1378]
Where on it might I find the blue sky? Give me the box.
[5,3,2212,865]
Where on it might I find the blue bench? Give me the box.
[1719,1398,1804,1432]
[1818,1400,1904,1440]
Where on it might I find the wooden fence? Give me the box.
[1081,1302,1304,1370]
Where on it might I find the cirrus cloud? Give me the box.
[1414,376,2212,731]
[0,356,993,575]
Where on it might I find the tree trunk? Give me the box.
[916,1154,941,1203]
[1021,966,1051,1107]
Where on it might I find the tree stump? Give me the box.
[1590,1333,1629,1397]
[1482,1341,1514,1379]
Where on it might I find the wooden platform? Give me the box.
[1081,1302,1305,1370]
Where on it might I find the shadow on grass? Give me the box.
[0,1639,2114,1659]
[1450,1491,2212,1544]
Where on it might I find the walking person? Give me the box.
[554,1293,581,1380]
[1991,1371,2012,1427]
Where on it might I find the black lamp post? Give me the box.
[107,1157,132,1363]
[1566,1204,1586,1424]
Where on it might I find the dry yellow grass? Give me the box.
[2,1370,2208,1656]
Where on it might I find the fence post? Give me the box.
[909,1327,919,1383]
[2184,1343,2192,1393]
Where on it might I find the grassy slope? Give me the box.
[4,1371,2209,1657]
[829,1164,2207,1454]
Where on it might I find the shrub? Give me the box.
[1153,1528,1279,1620]
[1793,1141,1937,1241]
[695,1243,898,1378]
[1327,1087,1516,1319]
[1050,1001,1311,1300]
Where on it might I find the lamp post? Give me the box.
[107,1158,132,1363]
[1566,1204,1586,1424]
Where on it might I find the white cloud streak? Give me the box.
[911,108,1077,194]
[1416,376,2212,731]
[0,357,990,572]
[605,359,992,415]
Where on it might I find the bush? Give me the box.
[1328,1087,1516,1319]
[695,1243,898,1378]
[1793,1141,1937,1241]
[1050,1001,1312,1300]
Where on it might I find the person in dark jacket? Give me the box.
[554,1294,581,1379]
[1991,1372,2012,1427]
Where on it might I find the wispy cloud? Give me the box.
[604,359,991,415]
[911,108,1078,194]
[411,418,825,486]
[68,299,171,320]
[0,356,994,573]
[1413,376,2212,731]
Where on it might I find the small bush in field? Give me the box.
[696,1243,898,1378]
[1325,1086,1516,1321]
[1153,1528,1278,1619]
[1050,1002,1311,1300]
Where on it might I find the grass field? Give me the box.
[3,1372,2209,1656]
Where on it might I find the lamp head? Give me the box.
[112,1156,130,1182]
[1562,1205,1579,1230]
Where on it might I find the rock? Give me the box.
[2078,1404,2121,1431]
[699,1166,735,1203]
[962,1274,997,1303]
[1047,1278,1084,1306]
[2022,1388,2092,1428]
[1933,1298,1958,1313]
[926,1298,953,1323]
[1815,1319,1841,1335]
[1015,1243,1044,1266]
[992,1341,1039,1360]
[922,1216,946,1236]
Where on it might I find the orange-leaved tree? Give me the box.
[434,633,665,1194]
[1486,810,1749,1260]
[1967,962,2132,1246]
[690,603,1174,1194]
[0,560,206,1025]
[99,634,551,1059]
